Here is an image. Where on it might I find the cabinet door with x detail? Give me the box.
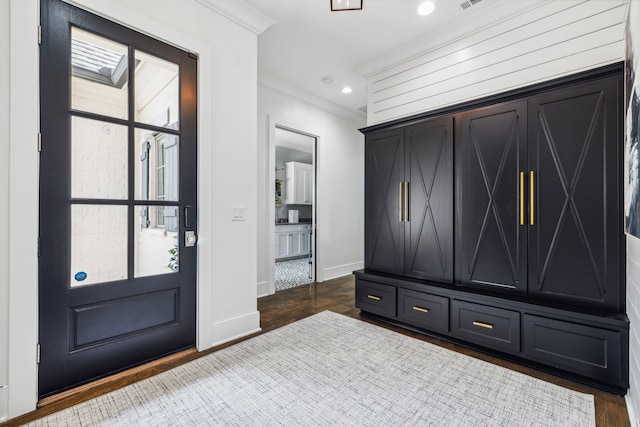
[528,76,623,311]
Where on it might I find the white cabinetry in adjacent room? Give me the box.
[285,162,313,205]
[275,223,312,261]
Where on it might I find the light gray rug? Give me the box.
[26,311,595,426]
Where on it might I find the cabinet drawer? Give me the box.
[523,315,625,386]
[355,279,396,318]
[397,289,448,333]
[451,300,520,353]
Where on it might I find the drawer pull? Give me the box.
[473,321,494,329]
[367,295,381,301]
[412,306,429,313]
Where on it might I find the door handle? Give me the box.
[184,205,195,228]
[473,321,494,330]
[404,182,409,222]
[519,172,524,226]
[399,181,402,223]
[530,171,535,226]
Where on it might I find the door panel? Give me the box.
[365,129,404,274]
[404,117,453,281]
[72,289,178,349]
[456,101,527,293]
[39,0,197,396]
[528,77,623,310]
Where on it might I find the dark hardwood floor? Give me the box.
[3,275,630,426]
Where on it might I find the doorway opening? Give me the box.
[273,127,316,292]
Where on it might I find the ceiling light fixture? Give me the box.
[417,1,436,16]
[331,0,363,12]
[322,76,334,84]
[341,86,353,94]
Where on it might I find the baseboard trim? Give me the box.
[626,392,637,427]
[0,386,7,422]
[210,311,261,347]
[323,262,363,281]
[256,281,269,298]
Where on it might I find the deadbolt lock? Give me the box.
[185,231,197,247]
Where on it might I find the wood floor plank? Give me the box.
[1,275,630,426]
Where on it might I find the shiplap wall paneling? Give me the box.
[368,0,626,125]
[628,237,640,425]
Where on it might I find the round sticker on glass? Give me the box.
[74,271,87,282]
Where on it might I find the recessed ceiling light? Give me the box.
[341,86,353,94]
[417,1,436,16]
[322,76,334,84]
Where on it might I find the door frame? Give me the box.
[6,0,217,416]
[267,115,322,294]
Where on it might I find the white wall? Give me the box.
[0,0,10,420]
[3,0,265,420]
[363,0,628,125]
[628,237,640,426]
[626,1,640,424]
[257,78,365,296]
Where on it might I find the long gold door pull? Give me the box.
[367,295,381,301]
[404,182,409,222]
[472,321,494,329]
[519,172,524,226]
[412,306,429,313]
[398,182,403,222]
[530,171,535,225]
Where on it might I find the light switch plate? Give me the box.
[232,206,245,221]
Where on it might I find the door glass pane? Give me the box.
[71,27,128,119]
[134,50,179,129]
[70,205,128,287]
[71,117,128,199]
[135,129,179,201]
[134,205,179,277]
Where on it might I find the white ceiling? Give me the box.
[242,0,546,117]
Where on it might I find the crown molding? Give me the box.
[194,0,275,35]
[258,71,366,126]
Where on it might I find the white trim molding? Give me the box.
[209,311,261,347]
[257,281,269,298]
[323,262,363,282]
[259,72,366,126]
[8,0,39,418]
[626,393,638,427]
[194,0,274,35]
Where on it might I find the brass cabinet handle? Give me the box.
[519,172,524,226]
[530,170,535,226]
[367,294,381,301]
[412,306,429,313]
[399,181,403,222]
[472,321,494,329]
[404,181,410,222]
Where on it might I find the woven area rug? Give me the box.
[26,311,595,426]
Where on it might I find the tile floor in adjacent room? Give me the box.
[275,257,313,291]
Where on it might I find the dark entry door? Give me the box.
[39,0,197,397]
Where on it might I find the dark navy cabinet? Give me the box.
[357,63,628,394]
